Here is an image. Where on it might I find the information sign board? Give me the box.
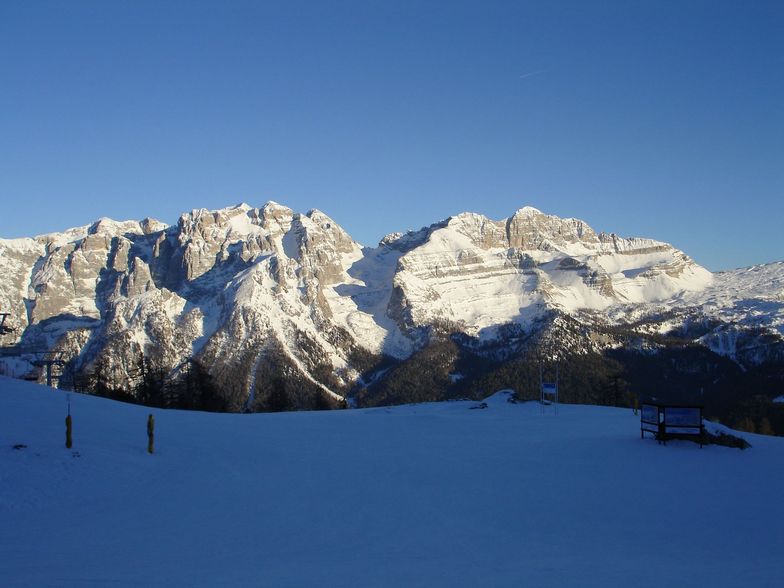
[641,403,703,445]
[663,407,701,426]
[641,404,659,433]
[641,404,659,424]
[664,407,702,434]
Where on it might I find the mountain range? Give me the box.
[1,202,782,430]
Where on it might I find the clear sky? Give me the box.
[1,0,781,271]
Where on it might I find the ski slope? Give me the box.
[2,377,783,587]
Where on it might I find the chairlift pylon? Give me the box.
[0,312,12,335]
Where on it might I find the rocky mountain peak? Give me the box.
[506,208,599,250]
[441,207,605,253]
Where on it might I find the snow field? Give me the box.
[2,377,783,587]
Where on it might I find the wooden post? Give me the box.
[65,415,72,448]
[147,414,155,454]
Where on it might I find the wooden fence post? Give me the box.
[65,414,72,448]
[147,414,155,454]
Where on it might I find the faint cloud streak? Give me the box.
[519,70,545,80]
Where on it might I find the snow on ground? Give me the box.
[2,378,783,587]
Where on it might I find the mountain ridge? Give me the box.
[1,202,782,427]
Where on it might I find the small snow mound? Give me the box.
[482,389,516,406]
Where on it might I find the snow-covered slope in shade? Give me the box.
[2,377,783,587]
[322,244,415,358]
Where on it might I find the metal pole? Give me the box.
[539,362,543,414]
[65,395,72,449]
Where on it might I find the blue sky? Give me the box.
[1,0,781,270]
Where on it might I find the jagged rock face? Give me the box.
[175,205,276,281]
[0,202,779,405]
[505,207,600,249]
[0,237,44,336]
[0,203,371,402]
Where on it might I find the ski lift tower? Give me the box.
[0,312,19,377]
[540,362,559,415]
[32,351,66,388]
[0,313,11,335]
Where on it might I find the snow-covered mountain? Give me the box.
[0,203,781,411]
